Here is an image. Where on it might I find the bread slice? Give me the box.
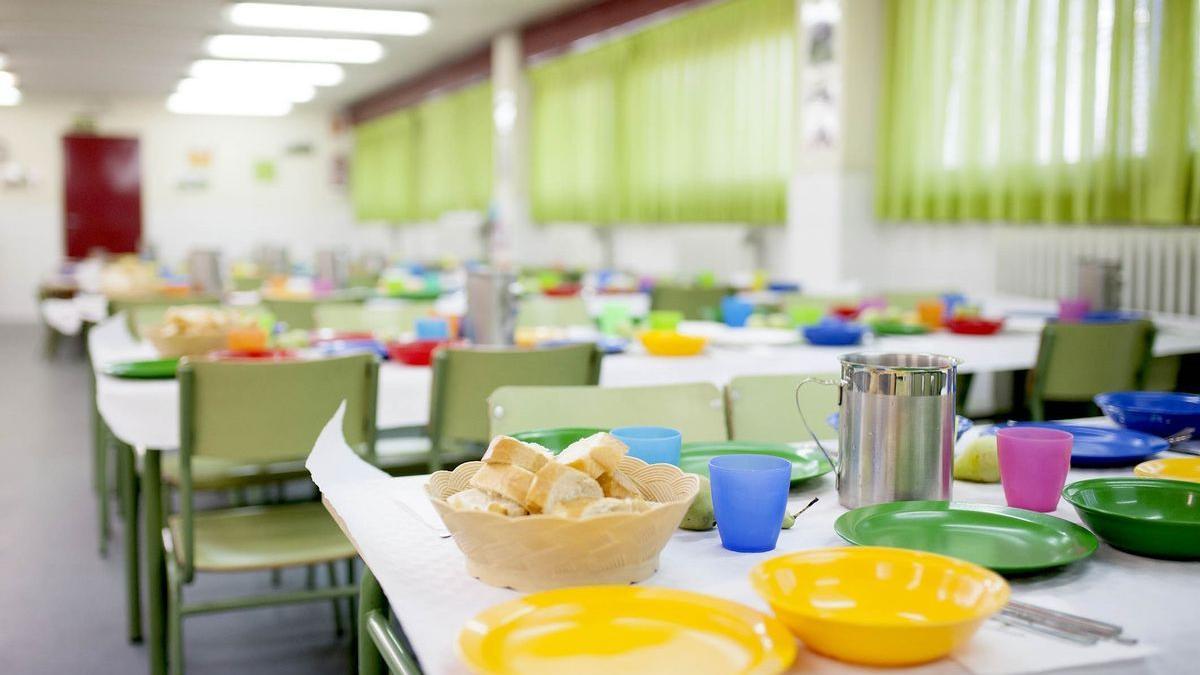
[597,469,643,499]
[546,497,600,518]
[482,436,552,472]
[550,497,651,518]
[447,488,527,517]
[525,462,603,514]
[468,463,535,506]
[556,432,628,478]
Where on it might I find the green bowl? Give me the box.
[1062,478,1200,560]
[512,427,606,453]
[871,320,929,336]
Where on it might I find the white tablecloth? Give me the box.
[308,406,1192,675]
[41,293,109,335]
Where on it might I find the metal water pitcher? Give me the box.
[315,248,349,287]
[1077,258,1122,311]
[464,269,518,345]
[187,249,223,294]
[798,353,959,508]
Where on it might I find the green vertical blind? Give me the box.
[351,82,493,224]
[531,0,794,225]
[877,0,1200,224]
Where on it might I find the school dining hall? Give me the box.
[2,0,1200,673]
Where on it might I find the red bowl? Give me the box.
[387,340,447,366]
[311,330,375,343]
[211,349,297,361]
[945,317,1004,335]
[544,283,582,297]
[830,304,861,320]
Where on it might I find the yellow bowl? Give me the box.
[1135,457,1200,483]
[640,330,708,356]
[750,547,1009,667]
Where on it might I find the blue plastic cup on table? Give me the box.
[415,317,450,340]
[709,454,791,553]
[611,426,682,466]
[721,296,755,328]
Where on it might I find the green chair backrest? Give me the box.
[110,298,221,336]
[727,374,840,443]
[650,284,731,321]
[429,344,601,454]
[779,294,860,314]
[488,383,729,442]
[516,296,592,328]
[1034,320,1156,402]
[263,298,323,330]
[230,275,264,292]
[314,301,435,338]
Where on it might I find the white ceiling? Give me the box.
[0,0,589,109]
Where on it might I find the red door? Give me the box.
[63,134,142,258]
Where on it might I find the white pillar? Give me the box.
[490,31,530,270]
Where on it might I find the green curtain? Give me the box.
[877,0,1199,224]
[351,110,418,223]
[530,0,794,225]
[415,82,494,219]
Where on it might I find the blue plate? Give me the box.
[826,412,973,440]
[999,422,1169,468]
[801,322,864,346]
[1083,310,1145,323]
[316,339,388,358]
[541,337,628,355]
[1094,391,1200,437]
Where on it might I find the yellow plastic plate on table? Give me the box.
[750,547,1009,667]
[1135,457,1200,483]
[458,586,796,675]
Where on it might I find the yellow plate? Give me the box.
[1135,457,1200,482]
[750,547,1009,667]
[640,330,708,356]
[458,586,796,675]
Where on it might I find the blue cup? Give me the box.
[709,454,791,553]
[721,296,755,328]
[610,426,682,466]
[415,317,450,340]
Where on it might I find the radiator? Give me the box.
[996,227,1200,316]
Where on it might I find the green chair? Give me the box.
[263,298,323,331]
[314,301,435,339]
[163,354,377,674]
[427,344,601,470]
[726,374,840,443]
[488,383,729,442]
[650,283,731,321]
[516,296,592,328]
[230,274,264,292]
[1029,320,1156,421]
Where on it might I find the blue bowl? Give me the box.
[1094,391,1200,438]
[1084,311,1145,323]
[801,321,864,346]
[826,412,973,440]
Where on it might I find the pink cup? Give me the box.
[1058,298,1091,323]
[997,427,1074,512]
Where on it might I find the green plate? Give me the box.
[103,358,180,380]
[389,289,441,301]
[1063,478,1200,560]
[513,427,606,453]
[679,442,833,484]
[834,501,1098,574]
[871,320,929,336]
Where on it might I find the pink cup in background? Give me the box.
[1058,298,1091,322]
[997,427,1074,512]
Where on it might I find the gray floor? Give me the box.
[0,324,351,674]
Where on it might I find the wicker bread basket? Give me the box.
[144,327,228,358]
[427,456,699,592]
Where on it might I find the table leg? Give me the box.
[144,449,167,675]
[118,442,142,643]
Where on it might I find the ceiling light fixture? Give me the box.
[166,92,292,117]
[177,76,315,103]
[0,88,21,106]
[189,59,344,86]
[227,3,431,36]
[0,71,17,88]
[206,34,384,64]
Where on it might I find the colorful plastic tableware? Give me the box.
[1057,298,1091,322]
[1083,310,1145,323]
[870,319,929,336]
[833,501,1098,574]
[415,317,451,340]
[1094,391,1200,437]
[639,330,707,356]
[386,339,447,366]
[458,586,797,675]
[512,427,606,453]
[828,304,861,320]
[750,547,1009,667]
[721,296,755,328]
[945,317,1004,335]
[679,442,832,485]
[801,321,864,346]
[647,310,684,331]
[1134,457,1200,483]
[997,426,1073,512]
[103,358,180,380]
[611,426,682,465]
[1062,478,1200,559]
[210,349,297,361]
[827,412,973,440]
[1001,422,1168,467]
[710,454,792,553]
[315,339,388,358]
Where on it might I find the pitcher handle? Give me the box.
[796,377,845,490]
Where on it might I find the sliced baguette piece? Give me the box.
[447,488,528,517]
[546,497,600,518]
[481,436,552,472]
[550,497,651,518]
[556,432,628,478]
[468,463,535,506]
[526,462,603,514]
[597,469,643,500]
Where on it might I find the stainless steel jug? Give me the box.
[464,269,518,345]
[187,249,223,294]
[1077,258,1122,311]
[798,353,959,508]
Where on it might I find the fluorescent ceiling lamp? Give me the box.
[0,71,16,88]
[0,87,21,106]
[207,34,383,64]
[190,59,343,86]
[166,92,291,117]
[177,76,315,103]
[228,3,431,36]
